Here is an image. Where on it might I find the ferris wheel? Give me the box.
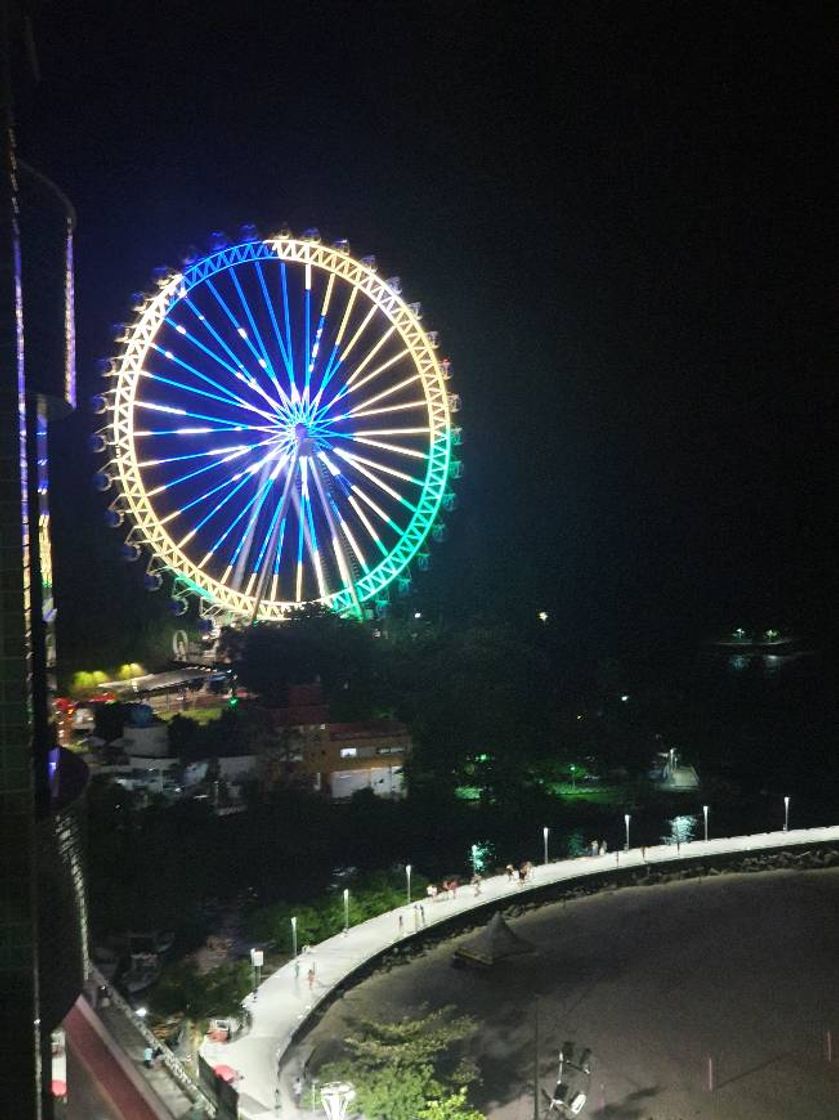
[94,228,461,622]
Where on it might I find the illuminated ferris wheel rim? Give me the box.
[105,235,454,620]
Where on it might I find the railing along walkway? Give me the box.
[202,824,839,1118]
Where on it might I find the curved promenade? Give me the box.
[202,824,839,1118]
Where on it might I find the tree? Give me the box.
[221,609,378,716]
[418,1088,485,1120]
[151,960,250,1030]
[317,1006,478,1120]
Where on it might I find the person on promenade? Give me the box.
[505,864,515,881]
[306,965,316,991]
[471,873,482,896]
[427,883,438,902]
[292,1075,303,1108]
[419,903,426,927]
[398,914,405,936]
[598,840,607,856]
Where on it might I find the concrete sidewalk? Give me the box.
[202,824,839,1116]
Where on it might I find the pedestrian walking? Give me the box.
[598,840,607,856]
[471,873,482,896]
[307,965,316,991]
[505,864,515,881]
[413,903,420,931]
[398,913,404,936]
[143,1045,154,1069]
[294,957,300,979]
[292,1075,304,1108]
[419,903,426,927]
[274,1085,282,1113]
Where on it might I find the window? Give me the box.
[339,747,357,759]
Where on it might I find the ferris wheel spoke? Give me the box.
[228,266,277,379]
[135,399,276,436]
[289,468,327,602]
[343,399,427,421]
[225,457,291,588]
[310,285,358,406]
[348,435,428,460]
[348,478,404,535]
[336,372,422,418]
[327,349,412,412]
[181,292,289,413]
[305,272,336,404]
[146,436,277,497]
[165,444,283,526]
[247,449,300,611]
[202,463,280,570]
[150,341,278,420]
[137,442,258,468]
[332,446,425,487]
[280,262,297,400]
[143,368,280,425]
[309,458,361,614]
[331,451,417,513]
[346,494,389,557]
[254,261,294,383]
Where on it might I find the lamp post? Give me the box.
[405,864,412,905]
[703,804,709,842]
[542,826,549,865]
[250,947,263,995]
[291,915,298,960]
[570,764,576,790]
[343,888,349,936]
[784,796,790,833]
[624,813,631,852]
[321,1081,356,1120]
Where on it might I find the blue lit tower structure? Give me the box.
[1,6,88,1117]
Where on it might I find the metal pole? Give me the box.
[291,915,298,959]
[703,804,709,842]
[542,826,549,865]
[624,814,630,851]
[784,796,790,832]
[406,864,412,905]
[533,998,539,1120]
[343,888,349,936]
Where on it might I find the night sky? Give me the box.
[17,1,839,666]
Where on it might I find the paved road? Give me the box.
[201,824,839,1117]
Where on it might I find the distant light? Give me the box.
[538,611,548,623]
[413,611,422,619]
[136,1007,148,1018]
[620,694,629,702]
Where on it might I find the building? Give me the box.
[269,683,411,798]
[1,10,88,1115]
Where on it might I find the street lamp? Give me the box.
[343,888,349,936]
[250,947,264,994]
[784,795,790,832]
[321,1081,356,1120]
[570,764,576,790]
[624,813,631,851]
[291,915,298,960]
[405,864,412,905]
[703,804,709,842]
[136,1006,147,1019]
[543,826,549,865]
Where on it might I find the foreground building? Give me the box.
[269,683,410,798]
[1,10,88,1115]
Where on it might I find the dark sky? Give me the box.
[17,1,839,663]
